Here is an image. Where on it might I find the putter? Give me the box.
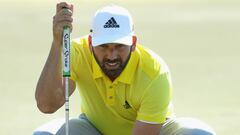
[62,8,71,135]
[58,2,71,135]
[63,25,70,135]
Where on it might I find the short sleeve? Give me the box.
[136,72,172,124]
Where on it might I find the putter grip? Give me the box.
[62,26,71,77]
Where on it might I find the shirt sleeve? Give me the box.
[136,72,172,124]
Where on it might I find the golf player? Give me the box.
[34,2,216,135]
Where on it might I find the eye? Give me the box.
[116,44,125,49]
[99,45,108,49]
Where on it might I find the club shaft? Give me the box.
[65,77,69,135]
[62,26,71,135]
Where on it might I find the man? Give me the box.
[34,2,216,135]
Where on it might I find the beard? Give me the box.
[93,52,131,81]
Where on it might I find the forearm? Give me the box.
[35,40,65,113]
[35,2,75,113]
[132,121,161,135]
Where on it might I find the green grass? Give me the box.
[0,0,239,134]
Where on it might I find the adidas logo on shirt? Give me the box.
[104,17,120,28]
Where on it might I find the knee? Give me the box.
[176,118,216,135]
[32,131,53,135]
[177,128,215,135]
[32,118,65,135]
[68,118,91,129]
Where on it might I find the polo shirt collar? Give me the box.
[92,54,103,79]
[116,51,139,84]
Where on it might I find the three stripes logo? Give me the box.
[104,17,120,28]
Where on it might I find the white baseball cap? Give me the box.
[90,5,134,46]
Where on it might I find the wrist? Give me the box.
[52,39,62,47]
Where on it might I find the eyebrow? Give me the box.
[100,43,126,46]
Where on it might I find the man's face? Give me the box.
[92,43,132,80]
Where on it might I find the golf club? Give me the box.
[60,1,71,135]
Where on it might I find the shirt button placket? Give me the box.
[107,85,114,105]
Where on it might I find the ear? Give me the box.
[131,35,137,52]
[88,35,93,52]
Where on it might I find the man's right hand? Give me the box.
[53,2,73,44]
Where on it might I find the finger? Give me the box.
[53,22,72,36]
[63,21,72,29]
[53,19,73,33]
[53,15,73,24]
[59,8,73,16]
[57,22,73,31]
[70,4,74,12]
[56,2,73,13]
[62,22,73,33]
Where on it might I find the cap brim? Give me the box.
[92,34,133,47]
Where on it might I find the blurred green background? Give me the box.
[0,0,239,134]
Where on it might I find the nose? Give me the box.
[106,46,118,60]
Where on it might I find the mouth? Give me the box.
[104,62,120,69]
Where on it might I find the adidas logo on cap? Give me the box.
[104,17,120,28]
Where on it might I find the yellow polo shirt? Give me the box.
[70,36,174,135]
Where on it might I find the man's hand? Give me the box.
[132,121,162,135]
[53,2,73,44]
